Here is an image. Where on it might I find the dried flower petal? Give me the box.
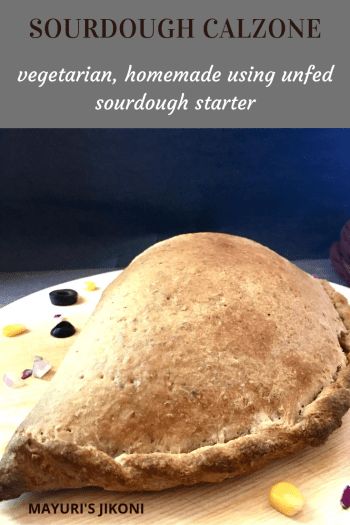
[32,358,52,379]
[3,373,15,387]
[269,482,304,517]
[341,486,350,509]
[2,324,27,337]
[3,373,23,388]
[85,280,97,291]
[21,369,33,380]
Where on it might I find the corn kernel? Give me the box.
[2,324,28,337]
[85,280,97,291]
[269,481,305,517]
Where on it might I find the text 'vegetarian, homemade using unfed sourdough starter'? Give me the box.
[17,63,335,116]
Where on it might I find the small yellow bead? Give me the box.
[2,324,28,337]
[85,280,97,291]
[269,481,305,517]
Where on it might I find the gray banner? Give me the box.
[0,0,349,127]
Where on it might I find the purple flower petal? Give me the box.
[330,242,350,285]
[341,486,350,509]
[32,358,52,379]
[21,369,33,380]
[3,373,15,388]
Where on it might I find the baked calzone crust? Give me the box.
[1,233,350,500]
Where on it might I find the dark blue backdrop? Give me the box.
[0,129,349,271]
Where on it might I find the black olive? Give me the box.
[51,321,76,338]
[49,289,78,306]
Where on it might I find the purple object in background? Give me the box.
[341,485,350,509]
[340,221,350,264]
[330,220,350,286]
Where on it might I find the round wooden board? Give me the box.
[0,275,349,524]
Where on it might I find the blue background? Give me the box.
[0,128,349,271]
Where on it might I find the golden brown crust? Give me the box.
[1,233,350,500]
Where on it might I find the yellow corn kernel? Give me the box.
[2,324,28,337]
[269,481,305,517]
[85,280,97,291]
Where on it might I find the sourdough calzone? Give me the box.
[1,233,350,500]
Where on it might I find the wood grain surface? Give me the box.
[0,273,349,524]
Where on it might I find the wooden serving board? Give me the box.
[0,273,349,525]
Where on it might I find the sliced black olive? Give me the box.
[49,289,78,306]
[51,321,76,338]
